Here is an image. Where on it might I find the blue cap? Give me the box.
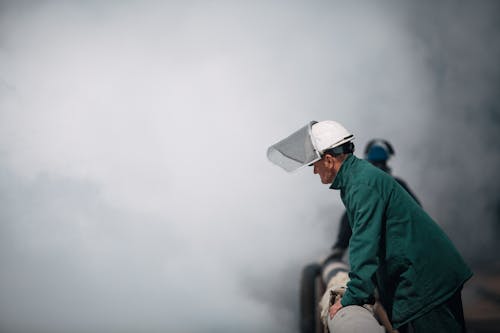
[366,145,389,162]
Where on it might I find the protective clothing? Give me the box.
[332,154,472,329]
[310,120,354,153]
[267,120,354,172]
[267,121,320,172]
[331,177,421,256]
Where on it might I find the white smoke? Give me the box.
[0,1,498,332]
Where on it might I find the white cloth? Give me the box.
[319,271,349,328]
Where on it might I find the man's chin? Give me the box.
[321,176,334,184]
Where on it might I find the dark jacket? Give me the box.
[332,174,421,251]
[333,154,472,328]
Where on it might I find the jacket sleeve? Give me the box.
[341,183,384,307]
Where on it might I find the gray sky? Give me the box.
[1,1,499,332]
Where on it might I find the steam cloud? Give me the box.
[0,1,499,332]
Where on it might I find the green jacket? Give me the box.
[334,155,472,328]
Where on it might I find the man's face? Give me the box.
[313,155,336,184]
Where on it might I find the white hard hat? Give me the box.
[266,120,354,173]
[311,121,354,154]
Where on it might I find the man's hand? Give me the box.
[329,298,343,319]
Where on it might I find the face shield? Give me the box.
[267,121,321,172]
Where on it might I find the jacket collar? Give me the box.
[330,154,355,190]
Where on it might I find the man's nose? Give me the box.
[313,166,318,174]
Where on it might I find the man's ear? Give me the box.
[324,153,342,171]
[323,154,335,168]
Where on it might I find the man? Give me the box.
[267,120,472,332]
[330,139,421,261]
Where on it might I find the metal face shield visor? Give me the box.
[267,121,321,172]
